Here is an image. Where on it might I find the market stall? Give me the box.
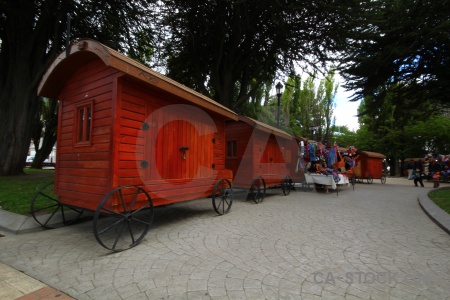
[304,173,350,193]
[301,141,352,195]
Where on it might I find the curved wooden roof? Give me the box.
[38,39,238,120]
[238,116,293,140]
[359,151,386,159]
[293,135,308,143]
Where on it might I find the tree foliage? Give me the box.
[331,126,357,149]
[290,72,337,143]
[404,116,450,155]
[353,84,439,175]
[0,0,154,175]
[340,0,450,110]
[258,72,338,144]
[152,0,362,110]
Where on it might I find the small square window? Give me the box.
[227,140,237,158]
[75,101,93,146]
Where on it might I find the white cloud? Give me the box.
[334,77,360,131]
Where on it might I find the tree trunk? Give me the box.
[30,98,58,169]
[0,87,39,175]
[31,135,56,169]
[0,1,58,176]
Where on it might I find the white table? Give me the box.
[304,173,350,192]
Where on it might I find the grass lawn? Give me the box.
[428,187,450,214]
[0,168,55,215]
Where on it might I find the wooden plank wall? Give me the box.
[355,155,383,179]
[116,80,231,206]
[225,121,290,188]
[56,59,119,210]
[225,121,253,188]
[255,133,288,186]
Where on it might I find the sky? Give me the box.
[333,81,360,132]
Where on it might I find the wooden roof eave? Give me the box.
[360,151,386,159]
[238,116,293,140]
[294,135,308,143]
[38,39,238,121]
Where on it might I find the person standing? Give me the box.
[414,168,425,187]
[432,171,440,188]
[417,159,424,174]
[443,166,449,183]
[424,159,430,177]
[406,160,415,180]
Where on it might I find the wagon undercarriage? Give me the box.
[31,179,233,252]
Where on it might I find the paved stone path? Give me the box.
[0,178,449,299]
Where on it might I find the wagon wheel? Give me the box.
[31,181,84,229]
[249,176,266,204]
[282,175,293,196]
[301,181,308,191]
[93,185,154,252]
[212,178,233,215]
[381,174,386,184]
[367,174,374,184]
[334,177,340,196]
[350,174,357,191]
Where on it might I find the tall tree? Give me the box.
[330,125,357,148]
[0,0,154,175]
[30,98,58,169]
[340,0,450,110]
[317,71,338,144]
[260,72,338,141]
[354,85,436,175]
[404,116,450,156]
[152,0,363,111]
[292,73,337,142]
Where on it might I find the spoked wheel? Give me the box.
[249,176,266,204]
[212,178,233,215]
[381,174,386,184]
[334,177,340,196]
[367,174,373,184]
[301,181,311,191]
[31,181,84,229]
[282,175,293,196]
[93,185,154,252]
[350,174,357,191]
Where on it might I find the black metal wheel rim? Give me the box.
[351,175,356,191]
[250,176,266,204]
[282,175,293,196]
[93,185,154,252]
[212,178,233,215]
[30,181,83,229]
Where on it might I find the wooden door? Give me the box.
[144,105,214,182]
[261,136,283,174]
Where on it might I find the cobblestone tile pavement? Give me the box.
[0,178,449,299]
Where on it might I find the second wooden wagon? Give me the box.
[225,116,294,203]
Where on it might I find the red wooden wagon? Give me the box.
[348,151,387,184]
[32,39,238,251]
[225,116,294,203]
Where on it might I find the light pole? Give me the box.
[309,125,318,140]
[276,82,283,128]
